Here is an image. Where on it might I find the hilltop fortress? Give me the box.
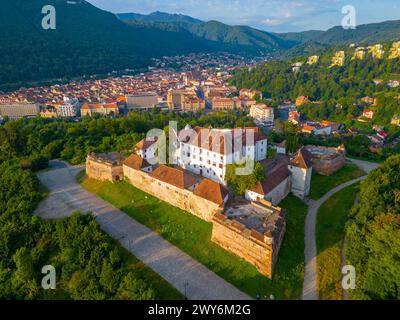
[86,126,313,278]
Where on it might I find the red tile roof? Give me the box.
[123,154,151,170]
[135,136,158,151]
[193,179,229,205]
[249,163,292,195]
[150,165,199,189]
[291,147,313,169]
[180,127,267,155]
[81,103,118,110]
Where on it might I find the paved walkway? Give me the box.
[302,176,366,300]
[34,160,251,300]
[347,158,380,174]
[302,159,378,300]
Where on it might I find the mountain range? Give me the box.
[1,0,400,88]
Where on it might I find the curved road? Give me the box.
[302,158,379,300]
[34,160,251,300]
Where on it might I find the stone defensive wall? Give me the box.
[86,154,124,182]
[211,201,286,278]
[305,145,346,176]
[123,164,222,222]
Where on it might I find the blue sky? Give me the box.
[87,0,400,32]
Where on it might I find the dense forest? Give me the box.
[0,0,294,89]
[230,44,400,127]
[0,0,233,89]
[3,1,400,89]
[345,155,400,299]
[0,110,254,165]
[0,162,167,299]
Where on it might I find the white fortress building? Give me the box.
[134,125,312,202]
[173,126,268,184]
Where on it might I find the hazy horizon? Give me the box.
[87,0,400,33]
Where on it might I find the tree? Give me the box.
[345,154,400,299]
[117,272,156,300]
[286,135,300,155]
[11,247,38,299]
[225,162,265,195]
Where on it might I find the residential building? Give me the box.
[126,92,158,109]
[182,96,205,112]
[389,41,400,59]
[54,97,80,117]
[80,103,119,117]
[353,47,366,60]
[271,141,286,155]
[368,44,385,59]
[307,55,319,65]
[167,89,185,110]
[239,88,262,100]
[363,109,375,119]
[320,120,343,133]
[330,51,345,67]
[211,97,241,110]
[388,80,400,88]
[245,159,292,205]
[296,96,310,107]
[240,97,257,109]
[249,103,274,125]
[40,108,58,118]
[301,123,332,135]
[0,102,40,120]
[391,115,400,126]
[135,136,158,161]
[361,96,378,106]
[288,111,301,125]
[292,62,303,73]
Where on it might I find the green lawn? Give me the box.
[316,183,360,300]
[310,163,365,200]
[81,176,308,300]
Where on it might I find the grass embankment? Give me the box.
[81,176,308,300]
[310,163,364,200]
[316,183,360,300]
